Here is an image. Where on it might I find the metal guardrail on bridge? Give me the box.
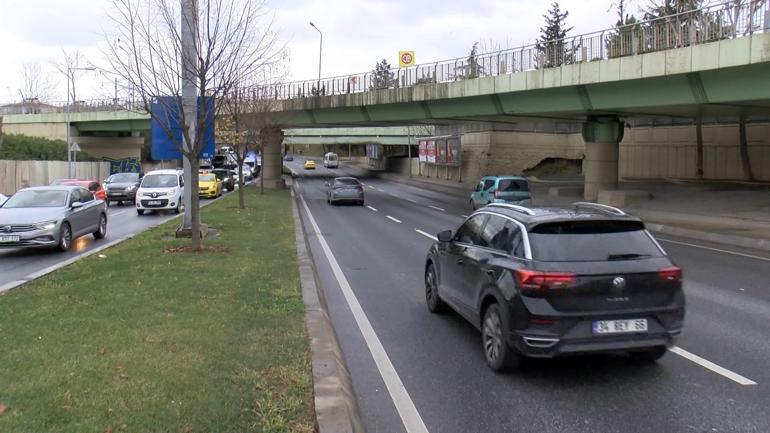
[1,0,767,114]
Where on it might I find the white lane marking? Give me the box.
[658,238,770,262]
[415,229,437,241]
[386,216,402,224]
[670,346,757,386]
[427,205,445,212]
[376,188,385,192]
[460,214,469,218]
[109,209,130,217]
[368,185,376,189]
[298,194,429,433]
[366,205,378,212]
[406,198,418,204]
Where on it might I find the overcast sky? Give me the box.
[0,0,641,103]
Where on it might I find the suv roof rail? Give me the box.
[572,202,626,216]
[486,202,536,216]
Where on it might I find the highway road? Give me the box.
[290,157,770,433]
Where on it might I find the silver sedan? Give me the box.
[0,186,107,251]
[326,177,365,206]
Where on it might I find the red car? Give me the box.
[59,179,109,206]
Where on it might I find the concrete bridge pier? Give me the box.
[260,126,285,189]
[582,116,624,201]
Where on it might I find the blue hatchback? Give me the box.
[469,176,531,210]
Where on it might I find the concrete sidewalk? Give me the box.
[348,161,770,253]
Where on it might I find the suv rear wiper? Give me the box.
[607,253,651,261]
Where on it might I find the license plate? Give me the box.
[148,200,162,205]
[0,235,20,243]
[107,191,118,195]
[593,318,647,335]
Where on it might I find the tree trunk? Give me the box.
[739,113,754,181]
[238,155,245,208]
[695,114,703,179]
[190,158,202,250]
[260,143,265,195]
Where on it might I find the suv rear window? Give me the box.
[498,179,528,191]
[529,220,663,262]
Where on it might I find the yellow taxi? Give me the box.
[198,171,223,198]
[304,160,316,170]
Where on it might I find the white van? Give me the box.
[323,152,339,168]
[135,169,185,215]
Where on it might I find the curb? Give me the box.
[0,190,230,296]
[289,181,365,433]
[645,222,770,253]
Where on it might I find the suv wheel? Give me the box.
[58,223,72,252]
[629,347,667,363]
[482,303,523,372]
[425,263,447,313]
[93,214,107,239]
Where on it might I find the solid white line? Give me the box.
[406,198,418,204]
[386,215,402,224]
[658,238,770,262]
[366,205,378,212]
[298,194,429,433]
[368,185,376,189]
[670,346,757,386]
[415,229,437,241]
[428,205,445,212]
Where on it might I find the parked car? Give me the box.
[323,152,339,168]
[326,177,365,206]
[211,168,235,191]
[0,185,107,251]
[304,160,316,170]
[198,172,223,198]
[50,178,78,186]
[470,176,531,210]
[135,169,185,215]
[424,202,684,372]
[0,193,8,206]
[283,154,294,161]
[104,172,141,205]
[59,179,109,207]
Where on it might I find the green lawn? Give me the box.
[0,187,314,433]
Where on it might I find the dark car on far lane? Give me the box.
[424,202,685,372]
[104,172,141,205]
[211,169,235,191]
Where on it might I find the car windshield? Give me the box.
[2,190,68,208]
[200,174,216,182]
[327,154,338,161]
[334,178,359,186]
[141,174,178,188]
[529,220,663,262]
[110,173,139,183]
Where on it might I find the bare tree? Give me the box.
[17,63,58,102]
[53,49,89,103]
[105,0,285,249]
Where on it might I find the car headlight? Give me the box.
[33,220,58,230]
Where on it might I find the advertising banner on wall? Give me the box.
[426,140,436,163]
[366,143,381,159]
[436,139,447,164]
[418,140,427,162]
[447,138,461,166]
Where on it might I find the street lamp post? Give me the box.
[309,22,322,94]
[66,66,96,178]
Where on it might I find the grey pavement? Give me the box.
[289,156,770,433]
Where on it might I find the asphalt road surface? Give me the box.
[290,157,770,433]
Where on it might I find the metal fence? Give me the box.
[2,0,767,113]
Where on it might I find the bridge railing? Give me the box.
[2,0,767,114]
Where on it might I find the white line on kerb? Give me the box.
[428,205,445,212]
[658,238,770,262]
[415,229,437,241]
[298,194,430,433]
[670,346,757,386]
[386,215,402,224]
[366,205,378,212]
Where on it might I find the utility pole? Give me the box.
[180,0,198,231]
[309,22,322,94]
[66,66,95,178]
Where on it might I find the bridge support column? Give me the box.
[582,116,624,201]
[260,126,285,189]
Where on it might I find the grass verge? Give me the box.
[0,187,314,433]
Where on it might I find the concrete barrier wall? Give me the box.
[0,160,111,195]
[620,123,770,181]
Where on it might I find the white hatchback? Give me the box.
[135,169,185,215]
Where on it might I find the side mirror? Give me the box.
[139,173,145,178]
[437,230,453,243]
[71,201,84,209]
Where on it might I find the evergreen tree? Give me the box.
[370,59,396,90]
[465,42,483,79]
[608,0,640,58]
[535,2,574,68]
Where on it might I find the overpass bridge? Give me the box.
[2,1,769,197]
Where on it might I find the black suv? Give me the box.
[424,202,684,372]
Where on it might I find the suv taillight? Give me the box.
[658,266,682,282]
[515,269,576,292]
